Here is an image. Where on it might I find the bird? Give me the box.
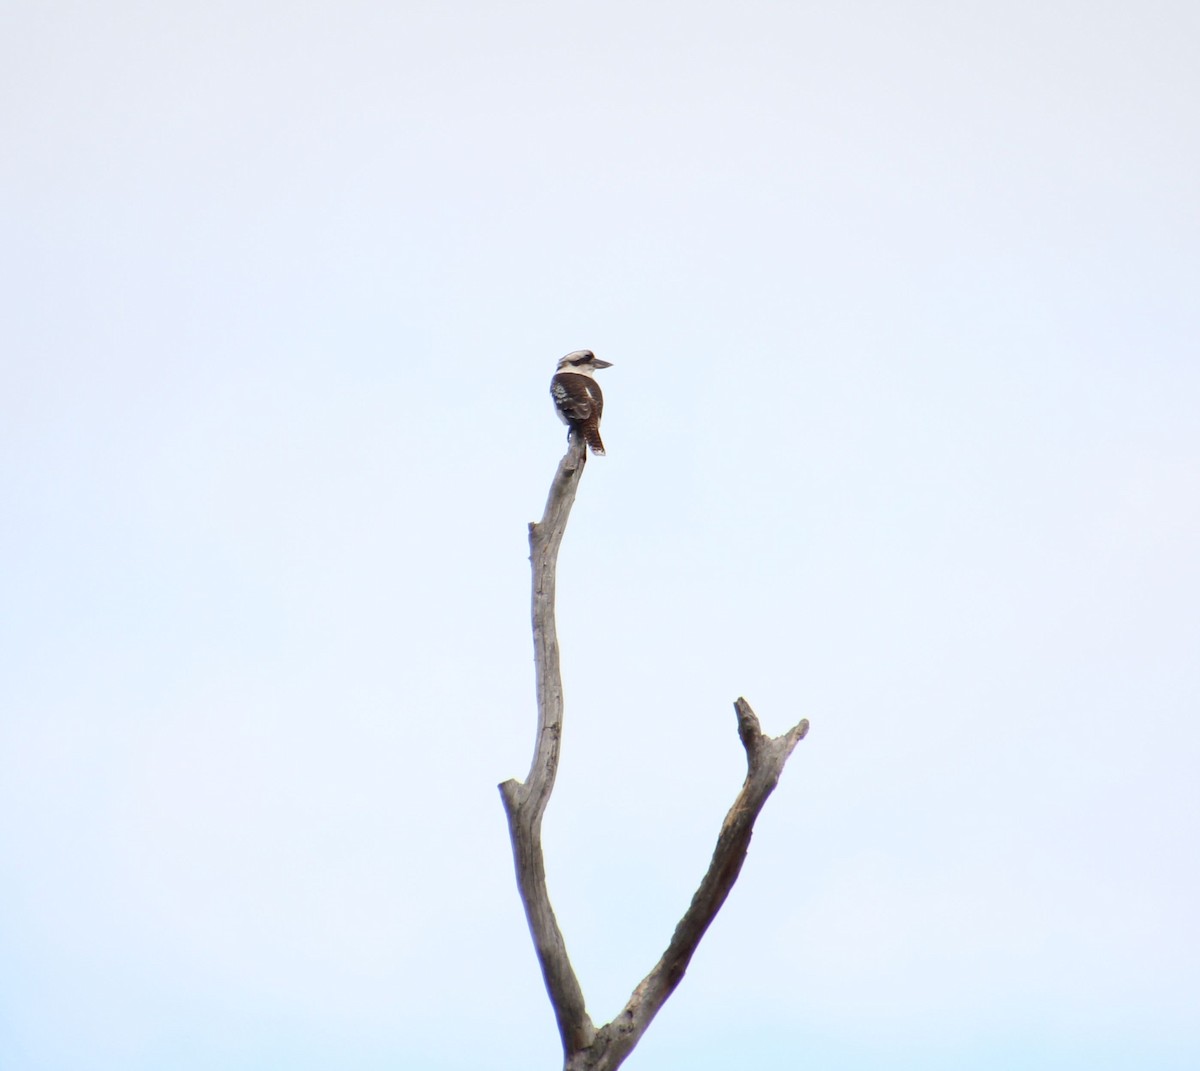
[550,350,612,456]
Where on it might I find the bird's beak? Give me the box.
[592,359,613,369]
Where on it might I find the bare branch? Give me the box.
[501,430,809,1071]
[574,699,809,1071]
[499,432,595,1056]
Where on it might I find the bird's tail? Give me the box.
[583,421,606,456]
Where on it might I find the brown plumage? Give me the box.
[550,350,612,456]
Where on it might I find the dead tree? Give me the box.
[499,433,809,1071]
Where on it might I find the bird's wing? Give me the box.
[551,379,593,420]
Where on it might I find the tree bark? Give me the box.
[499,433,595,1055]
[500,433,808,1071]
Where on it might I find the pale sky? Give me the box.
[2,3,1198,1069]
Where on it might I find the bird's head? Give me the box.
[555,350,613,376]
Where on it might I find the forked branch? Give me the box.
[499,433,808,1071]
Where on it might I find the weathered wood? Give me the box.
[500,430,809,1071]
[499,432,595,1056]
[568,699,809,1071]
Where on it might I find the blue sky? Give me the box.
[2,2,1198,1069]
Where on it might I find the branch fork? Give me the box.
[500,434,808,1071]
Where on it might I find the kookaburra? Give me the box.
[550,350,612,455]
